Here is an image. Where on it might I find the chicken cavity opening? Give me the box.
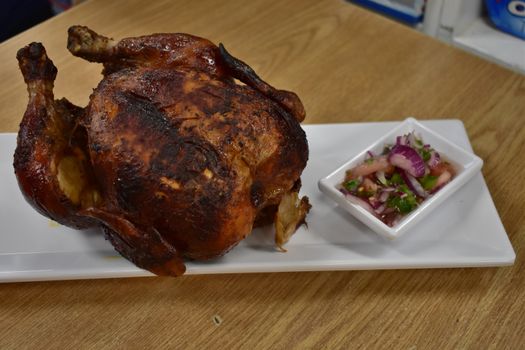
[57,155,100,208]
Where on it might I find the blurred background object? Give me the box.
[485,0,525,40]
[349,0,525,74]
[2,0,523,73]
[350,0,426,25]
[0,0,53,42]
[50,0,75,14]
[0,0,85,43]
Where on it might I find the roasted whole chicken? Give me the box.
[14,26,310,276]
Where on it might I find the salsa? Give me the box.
[340,131,455,227]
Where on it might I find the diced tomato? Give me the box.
[362,177,378,193]
[351,156,393,177]
[435,171,452,188]
[430,162,455,177]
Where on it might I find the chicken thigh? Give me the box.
[14,26,310,276]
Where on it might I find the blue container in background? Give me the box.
[350,0,425,25]
[486,0,525,40]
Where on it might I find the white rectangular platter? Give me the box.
[0,120,515,282]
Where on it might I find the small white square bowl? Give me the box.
[318,117,483,240]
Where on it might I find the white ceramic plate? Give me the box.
[319,118,483,239]
[0,120,515,282]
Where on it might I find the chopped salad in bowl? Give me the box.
[318,118,483,239]
[340,131,456,227]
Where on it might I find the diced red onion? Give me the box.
[407,132,417,147]
[428,151,441,168]
[391,216,401,227]
[396,135,409,146]
[379,190,390,202]
[369,196,379,208]
[346,194,378,217]
[374,204,386,214]
[383,207,395,214]
[376,171,387,185]
[388,144,426,177]
[400,170,428,198]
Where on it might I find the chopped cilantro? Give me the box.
[419,175,438,190]
[387,192,417,214]
[420,148,431,162]
[389,172,403,185]
[344,179,360,192]
[398,184,412,194]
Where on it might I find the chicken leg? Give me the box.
[15,42,186,276]
[15,43,98,228]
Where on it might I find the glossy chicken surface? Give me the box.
[14,26,310,276]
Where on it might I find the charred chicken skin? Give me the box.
[14,26,310,276]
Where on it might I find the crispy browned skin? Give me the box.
[14,26,310,276]
[15,43,98,229]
